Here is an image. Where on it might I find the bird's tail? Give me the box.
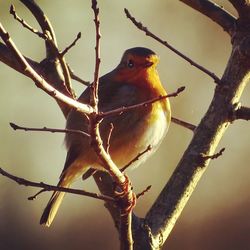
[40,178,69,227]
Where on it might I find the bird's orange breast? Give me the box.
[106,67,171,168]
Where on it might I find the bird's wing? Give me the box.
[62,76,144,175]
[60,144,82,178]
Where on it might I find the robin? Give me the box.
[40,47,171,227]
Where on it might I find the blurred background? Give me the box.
[0,1,249,249]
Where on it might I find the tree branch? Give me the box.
[67,64,90,86]
[9,122,90,138]
[98,86,185,119]
[200,147,225,160]
[0,23,93,115]
[228,0,250,20]
[10,4,47,39]
[180,0,237,35]
[0,42,40,75]
[0,167,114,202]
[61,32,81,56]
[124,8,221,84]
[20,0,57,57]
[136,185,152,199]
[18,0,75,98]
[121,145,152,172]
[90,1,134,249]
[0,40,72,117]
[171,116,196,131]
[142,31,250,248]
[231,105,250,121]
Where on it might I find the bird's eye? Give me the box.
[127,59,134,68]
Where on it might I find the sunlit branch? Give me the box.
[124,8,221,84]
[99,86,185,119]
[171,116,196,131]
[180,0,236,35]
[0,168,114,202]
[0,23,93,114]
[9,122,90,138]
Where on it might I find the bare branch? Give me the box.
[120,212,133,250]
[124,8,221,84]
[0,167,114,202]
[0,42,40,75]
[231,105,250,121]
[90,2,134,249]
[20,0,57,57]
[106,123,114,154]
[136,185,152,199]
[90,0,101,109]
[171,116,196,131]
[67,64,90,86]
[82,169,97,181]
[180,0,236,35]
[228,0,250,19]
[0,23,93,114]
[44,36,75,98]
[143,29,250,247]
[115,176,136,250]
[61,32,82,56]
[15,1,75,97]
[9,122,90,138]
[121,145,152,172]
[98,86,185,119]
[200,147,225,160]
[51,32,83,98]
[0,39,72,117]
[88,0,127,187]
[28,189,46,200]
[10,4,47,39]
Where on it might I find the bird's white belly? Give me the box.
[141,108,168,148]
[126,107,169,169]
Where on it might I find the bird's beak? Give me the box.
[144,55,159,68]
[144,61,154,68]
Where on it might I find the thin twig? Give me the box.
[228,0,250,19]
[9,122,90,137]
[0,23,93,114]
[28,189,46,200]
[124,8,221,84]
[231,105,250,121]
[90,2,133,249]
[82,169,97,180]
[20,0,58,56]
[121,145,152,172]
[89,0,126,185]
[0,167,114,202]
[10,3,75,97]
[98,86,185,119]
[136,185,152,199]
[47,37,75,98]
[67,64,90,86]
[10,4,47,39]
[201,148,225,160]
[180,0,236,35]
[171,116,196,131]
[106,123,114,154]
[61,32,82,56]
[90,0,101,109]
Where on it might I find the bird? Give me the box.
[40,47,171,227]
